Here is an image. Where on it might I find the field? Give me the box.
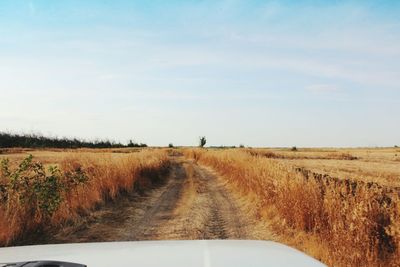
[247,147,400,186]
[0,148,170,245]
[0,147,399,266]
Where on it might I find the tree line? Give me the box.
[0,132,147,149]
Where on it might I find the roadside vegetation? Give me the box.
[184,148,400,267]
[0,149,170,246]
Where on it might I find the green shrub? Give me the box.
[1,155,64,218]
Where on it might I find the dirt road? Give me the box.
[38,156,253,244]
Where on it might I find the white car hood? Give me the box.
[0,240,325,267]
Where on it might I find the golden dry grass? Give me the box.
[1,146,399,266]
[0,149,170,246]
[184,148,400,267]
[248,148,400,186]
[0,147,146,165]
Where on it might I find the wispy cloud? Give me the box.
[305,84,339,94]
[0,0,399,146]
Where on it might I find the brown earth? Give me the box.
[29,156,262,244]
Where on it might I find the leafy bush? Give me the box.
[1,155,64,219]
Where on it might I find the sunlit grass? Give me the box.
[184,148,400,266]
[0,149,170,246]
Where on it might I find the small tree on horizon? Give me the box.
[199,136,207,148]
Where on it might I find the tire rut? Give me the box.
[126,163,187,240]
[194,165,247,239]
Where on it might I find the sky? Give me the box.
[0,0,399,147]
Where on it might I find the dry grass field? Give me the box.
[0,148,170,246]
[247,147,400,186]
[1,147,399,266]
[184,148,400,266]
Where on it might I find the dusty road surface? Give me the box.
[35,155,258,244]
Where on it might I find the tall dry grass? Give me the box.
[0,150,170,246]
[185,149,400,266]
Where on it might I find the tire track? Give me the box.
[126,162,187,240]
[195,165,247,239]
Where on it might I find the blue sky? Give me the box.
[0,0,399,147]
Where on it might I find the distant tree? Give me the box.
[239,144,245,148]
[127,140,147,148]
[127,140,137,147]
[291,146,298,151]
[168,143,174,148]
[395,145,399,148]
[199,136,207,148]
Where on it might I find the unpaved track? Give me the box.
[40,156,250,244]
